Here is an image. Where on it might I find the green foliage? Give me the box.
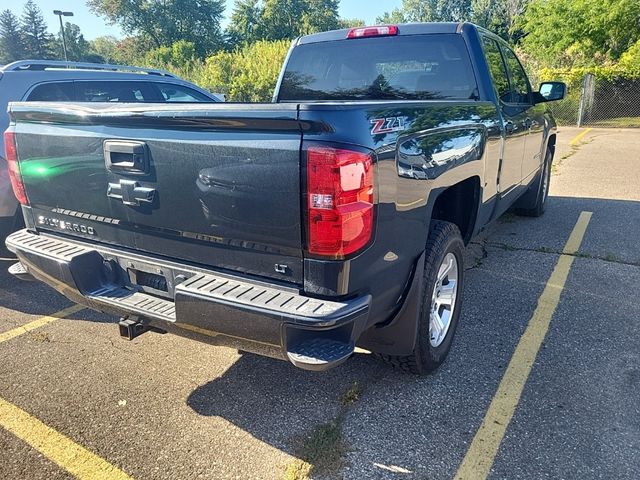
[88,0,226,56]
[226,0,262,47]
[377,0,472,24]
[226,0,340,45]
[377,0,528,42]
[20,0,54,59]
[0,9,24,63]
[301,0,341,35]
[89,36,121,64]
[619,40,640,77]
[260,0,340,40]
[520,0,640,68]
[198,40,290,101]
[54,23,100,62]
[338,18,365,28]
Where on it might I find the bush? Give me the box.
[198,40,291,102]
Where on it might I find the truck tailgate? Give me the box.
[9,103,304,284]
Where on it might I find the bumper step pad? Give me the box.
[287,338,355,371]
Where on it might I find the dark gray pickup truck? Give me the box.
[4,23,565,374]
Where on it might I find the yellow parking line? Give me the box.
[569,127,592,145]
[0,397,133,480]
[0,304,85,344]
[454,211,592,480]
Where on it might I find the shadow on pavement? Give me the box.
[187,351,386,454]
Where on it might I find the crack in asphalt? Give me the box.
[481,241,640,268]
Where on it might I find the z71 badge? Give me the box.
[370,116,406,135]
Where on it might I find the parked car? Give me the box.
[4,23,565,374]
[0,60,221,244]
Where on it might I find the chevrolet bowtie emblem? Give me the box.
[107,179,156,206]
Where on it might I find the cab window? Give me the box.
[155,84,212,102]
[501,47,531,104]
[481,37,510,103]
[26,82,74,101]
[74,81,158,102]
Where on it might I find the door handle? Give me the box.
[107,180,156,206]
[104,140,149,174]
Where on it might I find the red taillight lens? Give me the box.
[3,130,28,205]
[347,25,398,39]
[306,146,374,257]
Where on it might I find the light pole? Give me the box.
[53,10,74,62]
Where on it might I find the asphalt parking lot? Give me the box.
[1,127,639,480]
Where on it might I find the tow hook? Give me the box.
[118,316,166,340]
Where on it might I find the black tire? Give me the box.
[0,208,23,257]
[379,220,465,375]
[516,147,552,217]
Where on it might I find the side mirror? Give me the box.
[536,82,566,103]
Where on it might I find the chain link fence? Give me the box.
[531,73,640,128]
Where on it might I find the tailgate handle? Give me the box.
[104,140,149,174]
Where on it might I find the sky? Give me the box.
[10,0,404,40]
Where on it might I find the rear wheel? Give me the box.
[379,220,465,375]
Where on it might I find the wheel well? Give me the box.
[430,176,480,244]
[547,133,556,157]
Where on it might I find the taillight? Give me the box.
[3,130,28,205]
[347,25,398,39]
[306,146,374,257]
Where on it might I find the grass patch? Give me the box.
[283,460,311,480]
[604,253,618,262]
[29,331,50,342]
[340,382,360,406]
[588,117,640,128]
[286,421,347,479]
[498,212,516,224]
[535,246,556,254]
[284,382,363,479]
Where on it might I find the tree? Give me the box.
[338,18,365,28]
[301,0,341,35]
[261,0,308,40]
[88,0,226,56]
[520,0,640,68]
[54,23,95,62]
[471,0,530,42]
[377,0,472,24]
[21,0,54,59]
[260,0,339,40]
[89,36,120,64]
[226,0,262,47]
[0,9,24,63]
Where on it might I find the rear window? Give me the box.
[75,81,156,102]
[156,84,213,102]
[26,80,215,103]
[278,34,478,101]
